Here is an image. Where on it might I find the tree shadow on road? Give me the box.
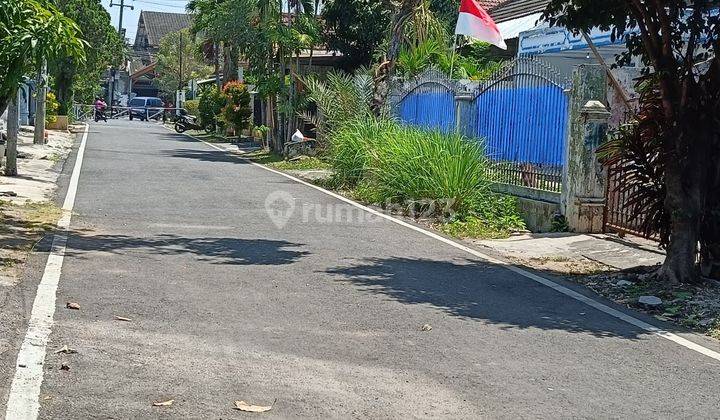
[63,232,308,266]
[161,148,251,164]
[326,256,656,339]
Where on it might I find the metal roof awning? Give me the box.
[496,12,544,40]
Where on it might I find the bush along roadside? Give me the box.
[265,115,526,240]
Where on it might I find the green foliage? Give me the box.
[322,0,393,70]
[329,117,487,214]
[51,0,125,111]
[198,85,225,126]
[370,124,489,214]
[598,76,669,245]
[325,114,525,237]
[544,0,720,282]
[155,29,213,96]
[397,38,504,80]
[327,117,387,186]
[45,92,60,124]
[551,213,570,233]
[300,69,374,142]
[221,81,252,132]
[183,99,200,116]
[440,203,525,239]
[428,0,460,35]
[397,39,445,78]
[0,0,86,114]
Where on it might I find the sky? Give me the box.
[102,0,190,43]
[103,0,302,43]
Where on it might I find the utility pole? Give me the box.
[5,93,19,176]
[179,31,184,92]
[109,0,134,115]
[33,59,47,145]
[178,31,184,113]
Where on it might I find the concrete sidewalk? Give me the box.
[472,232,664,274]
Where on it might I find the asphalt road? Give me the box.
[4,119,720,419]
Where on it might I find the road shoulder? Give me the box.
[0,126,84,412]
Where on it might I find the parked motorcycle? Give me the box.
[174,114,215,134]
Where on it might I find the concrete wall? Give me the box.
[516,196,561,233]
[491,183,561,233]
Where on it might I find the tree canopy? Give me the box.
[155,29,213,97]
[51,0,125,112]
[0,0,86,115]
[322,0,394,70]
[544,0,720,282]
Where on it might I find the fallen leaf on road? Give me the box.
[66,302,80,310]
[114,316,132,322]
[152,399,174,407]
[54,345,77,354]
[421,324,433,331]
[233,400,273,413]
[60,363,70,371]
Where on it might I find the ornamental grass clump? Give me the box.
[329,116,491,215]
[326,117,387,187]
[370,124,490,215]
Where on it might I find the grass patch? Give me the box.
[246,150,331,171]
[440,216,515,239]
[20,201,63,231]
[325,117,525,239]
[0,200,63,285]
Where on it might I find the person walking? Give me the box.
[94,97,108,122]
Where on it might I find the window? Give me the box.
[129,98,145,107]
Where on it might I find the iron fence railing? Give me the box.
[603,163,659,240]
[391,59,571,195]
[486,161,563,193]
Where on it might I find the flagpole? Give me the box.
[449,35,458,78]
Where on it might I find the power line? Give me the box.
[134,0,188,7]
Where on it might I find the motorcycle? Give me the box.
[174,114,215,134]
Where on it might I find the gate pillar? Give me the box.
[562,65,610,233]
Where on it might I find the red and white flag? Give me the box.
[454,0,507,50]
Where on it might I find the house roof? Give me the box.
[489,0,551,23]
[130,62,157,81]
[135,11,191,48]
[479,0,506,9]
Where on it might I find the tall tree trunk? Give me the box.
[372,0,421,115]
[658,121,708,284]
[223,43,239,85]
[55,63,75,116]
[214,41,221,89]
[5,95,19,176]
[701,182,720,279]
[34,60,48,144]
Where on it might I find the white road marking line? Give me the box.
[179,131,720,362]
[5,124,90,420]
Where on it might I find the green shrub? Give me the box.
[198,85,225,126]
[222,81,252,132]
[329,116,491,215]
[325,116,526,237]
[328,117,387,186]
[183,99,199,116]
[299,69,373,142]
[371,125,489,214]
[46,92,59,124]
